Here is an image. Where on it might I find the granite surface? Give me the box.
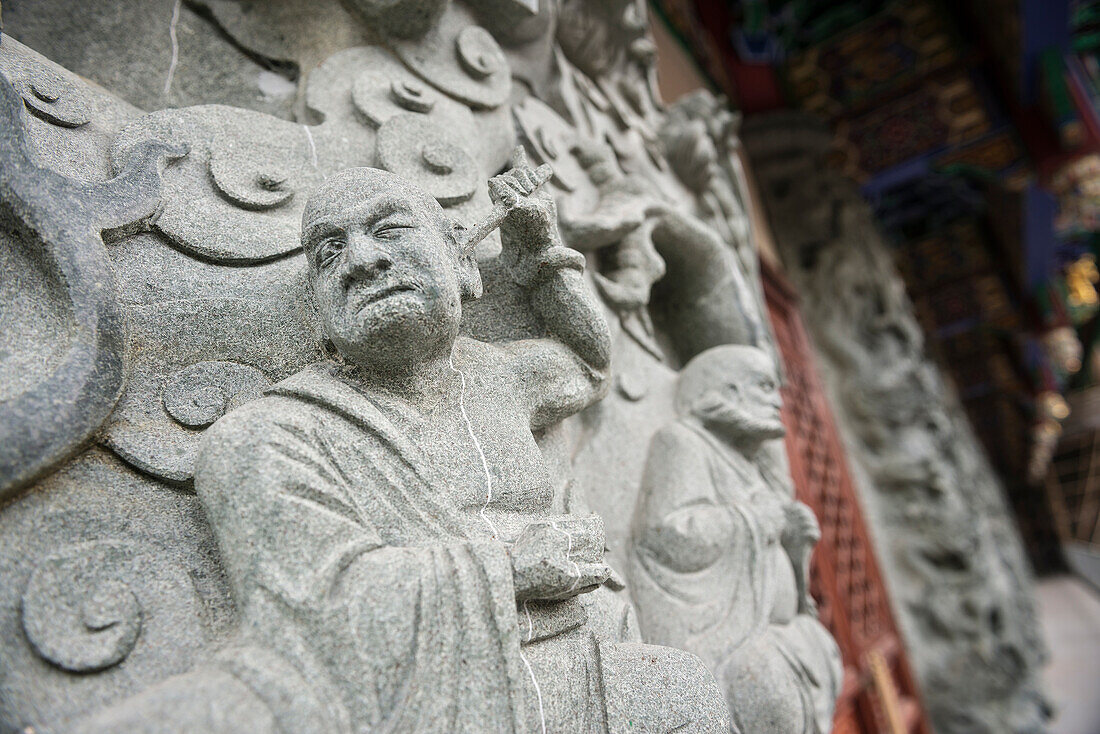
[2,3,843,731]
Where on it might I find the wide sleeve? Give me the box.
[631,422,737,575]
[195,397,384,609]
[194,397,529,733]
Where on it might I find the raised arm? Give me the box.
[488,148,612,430]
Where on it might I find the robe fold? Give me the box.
[630,420,841,734]
[72,362,730,734]
[195,363,531,733]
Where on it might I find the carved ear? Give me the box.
[459,252,483,301]
[688,388,733,422]
[450,220,482,301]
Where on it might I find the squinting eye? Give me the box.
[316,236,345,267]
[374,223,413,239]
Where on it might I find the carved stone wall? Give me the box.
[744,112,1050,734]
[0,2,839,732]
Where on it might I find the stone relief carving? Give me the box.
[743,112,1050,734]
[631,345,842,734]
[70,152,731,734]
[1,3,839,731]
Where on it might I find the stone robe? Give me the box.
[631,419,842,734]
[195,362,534,731]
[183,357,726,734]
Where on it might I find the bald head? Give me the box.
[298,167,482,374]
[301,167,452,261]
[677,345,774,410]
[677,345,784,442]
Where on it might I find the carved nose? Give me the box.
[342,237,393,285]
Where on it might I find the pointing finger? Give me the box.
[511,145,532,171]
[531,163,552,190]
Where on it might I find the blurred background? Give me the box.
[645,1,1100,732]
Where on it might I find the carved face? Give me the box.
[677,346,785,441]
[761,167,840,254]
[301,169,479,371]
[717,358,784,438]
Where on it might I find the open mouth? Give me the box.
[355,284,417,310]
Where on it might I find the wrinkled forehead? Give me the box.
[301,168,443,242]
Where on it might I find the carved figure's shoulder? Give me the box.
[198,393,313,462]
[453,335,511,376]
[652,419,705,454]
[454,334,499,357]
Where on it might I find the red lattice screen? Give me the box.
[763,261,932,734]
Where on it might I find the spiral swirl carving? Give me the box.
[21,542,144,673]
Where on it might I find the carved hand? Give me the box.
[642,503,735,574]
[509,515,611,603]
[488,146,556,250]
[782,501,821,548]
[782,501,821,615]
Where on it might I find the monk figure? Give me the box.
[72,150,728,733]
[631,345,842,734]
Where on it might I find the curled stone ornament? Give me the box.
[21,543,144,673]
[456,26,505,80]
[163,361,270,429]
[111,106,325,263]
[389,79,435,114]
[20,68,90,128]
[390,8,511,110]
[513,97,587,193]
[351,71,439,127]
[209,146,295,211]
[376,113,477,205]
[105,354,273,484]
[0,64,181,499]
